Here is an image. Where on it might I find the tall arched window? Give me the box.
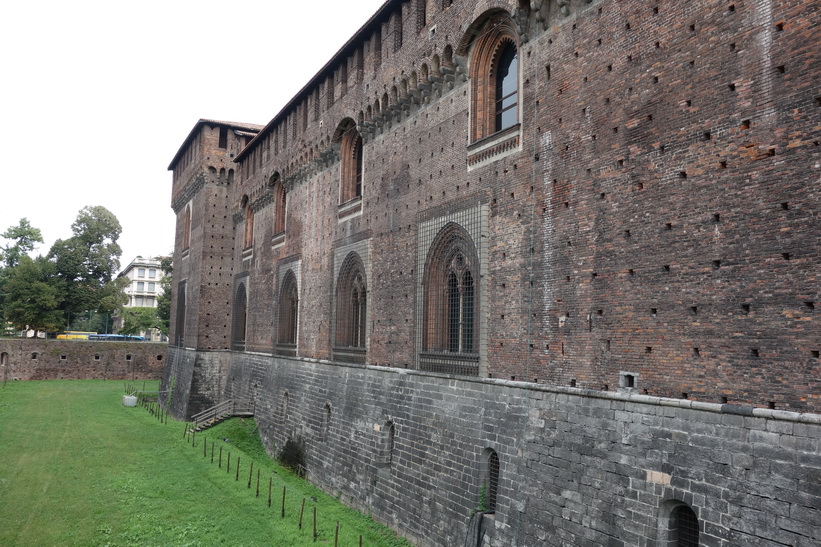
[241,195,254,249]
[182,205,191,250]
[377,420,396,467]
[272,178,286,237]
[232,283,247,350]
[277,271,299,354]
[421,222,479,375]
[334,252,367,363]
[479,448,500,514]
[335,119,364,204]
[467,13,520,141]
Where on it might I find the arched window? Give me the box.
[241,195,254,249]
[421,222,479,375]
[277,270,299,354]
[272,177,286,237]
[468,14,520,141]
[335,119,364,204]
[182,205,191,250]
[670,505,699,546]
[479,448,500,514]
[232,283,247,350]
[334,252,367,363]
[377,420,396,467]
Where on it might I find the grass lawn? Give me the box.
[0,380,408,546]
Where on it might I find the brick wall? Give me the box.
[165,0,819,412]
[0,339,165,381]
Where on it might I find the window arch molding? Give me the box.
[463,11,520,142]
[333,251,368,363]
[276,269,299,355]
[422,222,479,358]
[332,118,364,205]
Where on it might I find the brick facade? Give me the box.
[167,0,819,412]
[0,339,165,381]
[163,0,820,544]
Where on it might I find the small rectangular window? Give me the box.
[137,282,145,291]
[147,282,156,292]
[148,269,156,279]
[138,268,146,277]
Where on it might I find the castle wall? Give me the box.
[200,0,821,412]
[164,0,821,544]
[0,339,165,381]
[209,350,820,546]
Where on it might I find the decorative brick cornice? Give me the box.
[171,173,207,213]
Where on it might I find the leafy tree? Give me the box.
[1,218,43,268]
[48,206,127,323]
[155,254,173,335]
[2,256,64,336]
[119,307,162,336]
[0,218,46,328]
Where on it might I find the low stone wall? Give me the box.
[164,347,821,546]
[0,339,166,381]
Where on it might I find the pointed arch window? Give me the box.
[334,252,367,363]
[277,271,299,355]
[272,177,286,238]
[421,222,479,375]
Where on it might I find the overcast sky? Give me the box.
[0,0,386,272]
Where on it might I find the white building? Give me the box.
[118,256,166,341]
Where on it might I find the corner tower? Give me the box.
[163,119,263,416]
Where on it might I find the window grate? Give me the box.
[673,505,699,547]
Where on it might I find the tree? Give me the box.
[119,307,162,336]
[48,206,127,323]
[155,254,173,335]
[2,256,64,336]
[1,218,43,268]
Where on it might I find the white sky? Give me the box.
[0,0,386,273]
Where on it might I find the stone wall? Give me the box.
[166,346,820,546]
[0,339,166,381]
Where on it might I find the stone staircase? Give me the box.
[191,399,255,431]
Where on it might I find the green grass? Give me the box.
[0,380,409,546]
